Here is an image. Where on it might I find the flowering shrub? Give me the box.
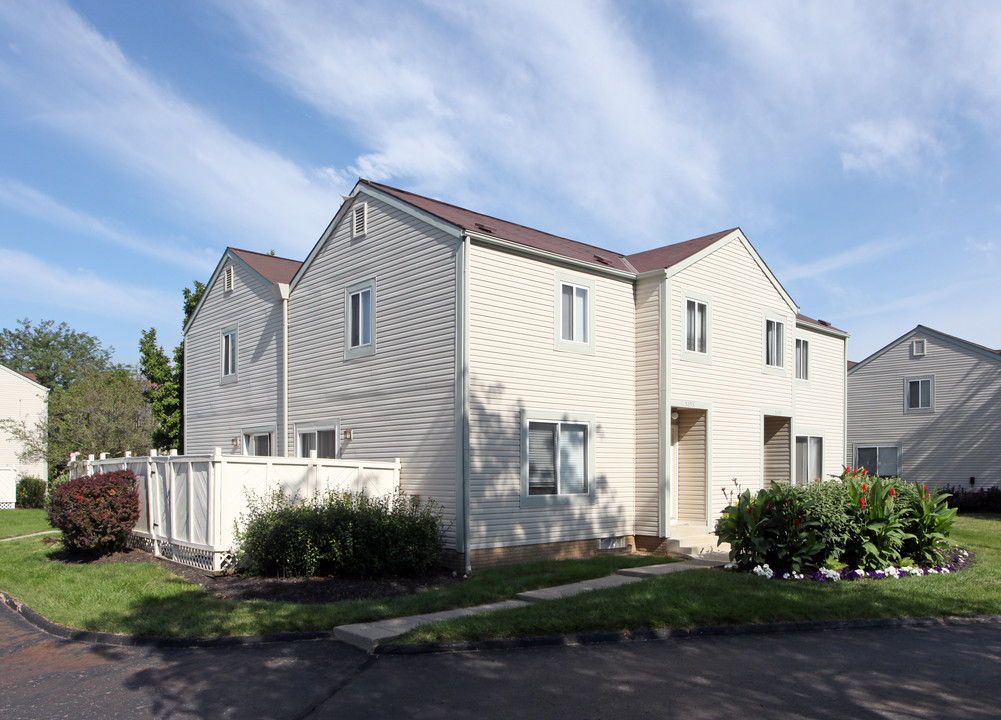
[840,469,910,570]
[714,481,826,574]
[46,470,140,556]
[901,481,957,567]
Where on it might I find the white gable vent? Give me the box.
[352,202,368,238]
[912,338,926,357]
[223,265,234,293]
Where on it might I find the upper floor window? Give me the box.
[911,338,926,357]
[795,338,809,380]
[352,202,368,238]
[905,376,933,412]
[765,319,784,368]
[561,283,589,344]
[345,279,375,358]
[221,327,237,381]
[686,299,707,354]
[554,274,595,354]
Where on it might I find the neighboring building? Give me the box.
[0,363,49,488]
[184,179,849,569]
[847,325,1001,490]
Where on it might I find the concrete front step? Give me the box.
[666,535,729,559]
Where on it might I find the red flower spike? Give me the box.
[860,497,866,508]
[888,488,895,497]
[862,483,867,493]
[924,485,929,492]
[747,506,753,514]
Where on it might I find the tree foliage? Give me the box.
[138,280,205,453]
[0,318,113,390]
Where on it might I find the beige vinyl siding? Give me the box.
[668,238,797,521]
[0,365,48,479]
[848,332,1001,489]
[794,325,846,481]
[676,411,706,522]
[185,259,284,456]
[634,275,663,536]
[288,193,459,546]
[467,243,636,550]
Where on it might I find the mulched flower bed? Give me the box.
[46,540,461,604]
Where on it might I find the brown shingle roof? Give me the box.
[362,180,636,272]
[796,313,848,335]
[229,248,302,284]
[625,229,737,273]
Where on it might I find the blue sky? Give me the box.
[1,0,999,365]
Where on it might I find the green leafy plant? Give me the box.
[902,481,957,566]
[15,476,46,509]
[715,481,826,574]
[840,469,912,570]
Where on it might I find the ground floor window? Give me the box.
[528,420,587,495]
[299,428,338,459]
[856,445,899,477]
[795,435,823,483]
[244,432,272,456]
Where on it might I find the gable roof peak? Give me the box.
[227,247,302,285]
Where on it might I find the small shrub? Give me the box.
[47,470,140,556]
[236,488,444,578]
[15,476,46,509]
[945,486,1001,514]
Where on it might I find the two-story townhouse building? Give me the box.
[185,179,848,570]
[847,325,1001,490]
[0,363,49,502]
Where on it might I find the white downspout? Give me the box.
[274,282,291,456]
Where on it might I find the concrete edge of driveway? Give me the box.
[0,591,337,649]
[372,613,1001,655]
[5,587,1001,656]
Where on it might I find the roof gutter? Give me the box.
[273,282,291,456]
[464,232,636,281]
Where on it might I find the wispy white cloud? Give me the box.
[838,119,944,180]
[0,247,178,325]
[213,0,722,248]
[0,178,217,272]
[0,0,348,256]
[780,239,904,282]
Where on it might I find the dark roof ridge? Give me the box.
[227,246,300,263]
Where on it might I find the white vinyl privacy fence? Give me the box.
[69,449,401,572]
[0,467,15,509]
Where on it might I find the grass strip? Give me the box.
[0,509,52,539]
[396,515,1001,644]
[0,537,674,637]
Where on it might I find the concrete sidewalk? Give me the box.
[334,554,727,651]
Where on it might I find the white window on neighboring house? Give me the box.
[795,436,823,483]
[560,282,589,344]
[795,338,809,380]
[244,432,272,456]
[221,327,237,381]
[299,428,338,459]
[352,202,367,238]
[905,376,933,412]
[856,446,899,477]
[528,420,588,496]
[765,319,785,368]
[911,338,926,357]
[345,279,375,358]
[686,299,707,354]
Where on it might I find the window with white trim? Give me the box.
[795,338,809,380]
[795,435,823,483]
[221,328,237,380]
[560,282,589,344]
[528,420,588,495]
[686,299,707,354]
[911,338,926,357]
[905,376,933,412]
[244,432,272,456]
[856,446,899,477]
[299,428,338,459]
[765,319,784,368]
[345,279,375,358]
[352,202,367,238]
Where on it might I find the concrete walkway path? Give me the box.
[0,530,59,543]
[334,554,727,651]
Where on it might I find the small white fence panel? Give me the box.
[69,449,401,572]
[0,467,16,509]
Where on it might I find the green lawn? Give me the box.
[0,509,52,539]
[396,514,1001,644]
[0,538,673,637]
